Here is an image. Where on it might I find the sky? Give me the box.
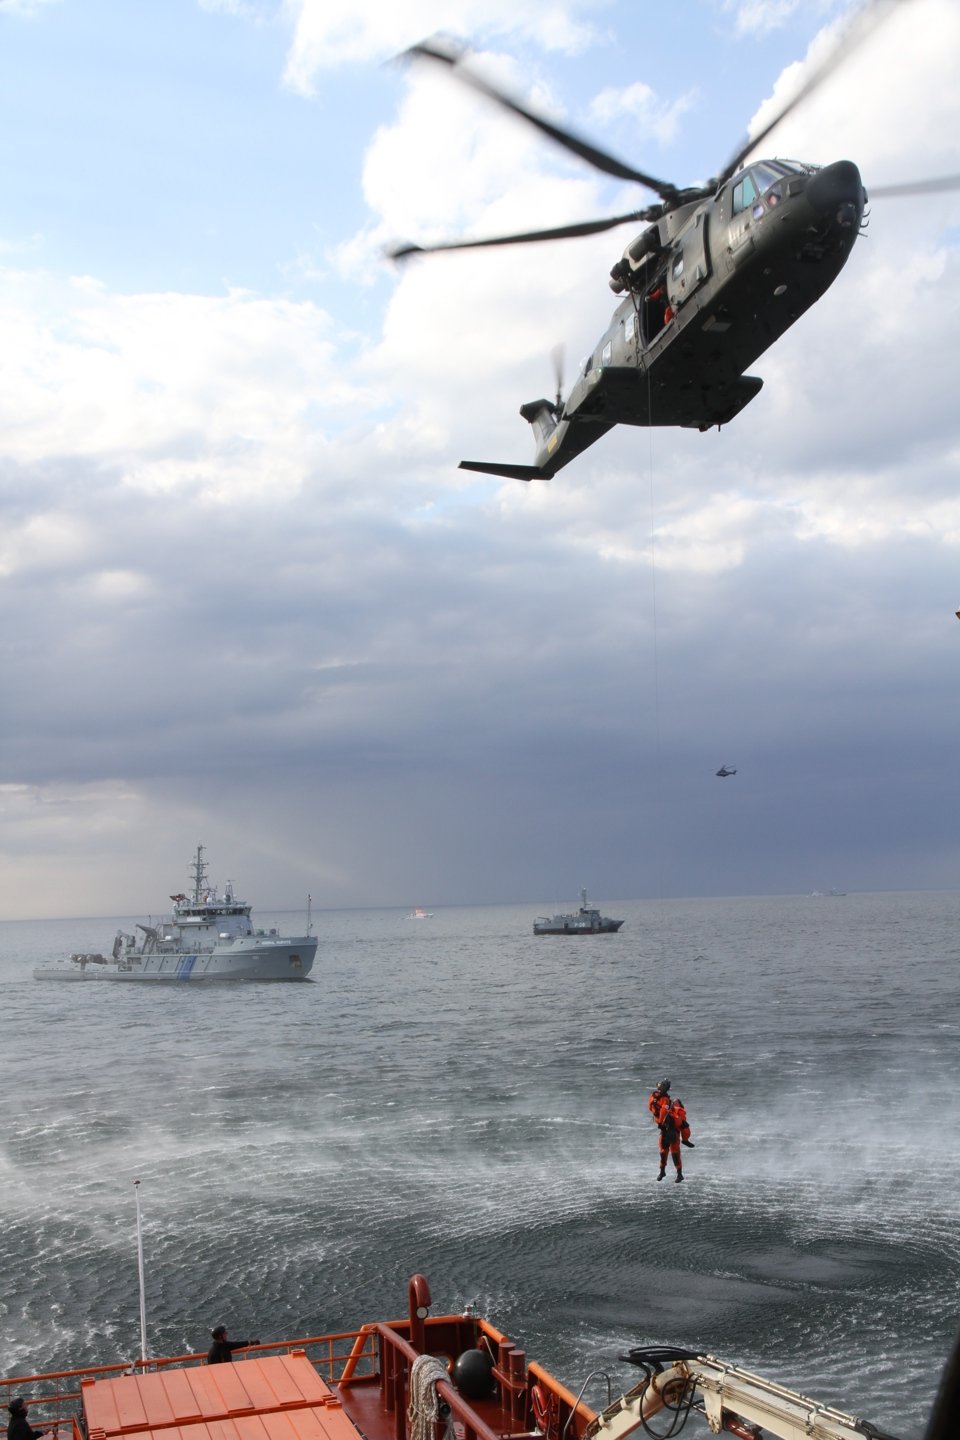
[1,0,958,919]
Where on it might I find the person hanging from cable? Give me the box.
[648,1076,671,1126]
[648,1078,694,1183]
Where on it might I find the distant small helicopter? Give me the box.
[391,5,960,481]
[716,766,737,778]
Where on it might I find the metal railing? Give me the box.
[0,1330,380,1424]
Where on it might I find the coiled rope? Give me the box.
[408,1355,455,1440]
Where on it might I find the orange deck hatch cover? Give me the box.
[81,1355,355,1440]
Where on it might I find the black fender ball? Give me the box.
[452,1349,494,1399]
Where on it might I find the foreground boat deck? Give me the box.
[5,1273,950,1440]
[1,1280,593,1440]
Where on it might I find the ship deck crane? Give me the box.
[585,1347,899,1440]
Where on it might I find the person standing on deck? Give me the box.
[8,1399,54,1440]
[207,1326,259,1363]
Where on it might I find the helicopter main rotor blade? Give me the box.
[867,173,960,198]
[715,0,901,190]
[388,207,654,261]
[404,38,679,201]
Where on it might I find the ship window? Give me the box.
[672,252,684,279]
[624,311,636,343]
[732,172,759,214]
[601,340,612,366]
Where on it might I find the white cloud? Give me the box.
[0,270,373,502]
[730,0,805,37]
[746,0,960,179]
[0,0,60,18]
[588,80,698,146]
[281,0,603,93]
[0,512,94,579]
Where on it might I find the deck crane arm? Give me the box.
[583,1349,901,1440]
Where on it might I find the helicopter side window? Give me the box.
[732,172,759,214]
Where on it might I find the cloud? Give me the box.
[0,269,371,502]
[280,0,603,94]
[588,81,698,146]
[0,0,60,18]
[2,1,960,917]
[729,0,806,37]
[745,0,960,178]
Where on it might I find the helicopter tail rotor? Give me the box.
[551,344,565,415]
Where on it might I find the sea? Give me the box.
[2,891,958,1440]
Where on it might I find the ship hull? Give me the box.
[34,937,317,981]
[533,919,623,935]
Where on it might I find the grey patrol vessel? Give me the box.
[533,888,624,935]
[34,844,317,981]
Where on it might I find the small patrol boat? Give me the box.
[33,845,316,982]
[533,889,624,935]
[1,1272,952,1440]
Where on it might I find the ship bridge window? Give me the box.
[732,172,759,214]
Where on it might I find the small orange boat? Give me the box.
[1,1274,955,1440]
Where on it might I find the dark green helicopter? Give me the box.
[391,7,959,481]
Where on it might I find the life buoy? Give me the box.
[530,1383,551,1433]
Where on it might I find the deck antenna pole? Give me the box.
[307,893,313,937]
[133,1178,148,1367]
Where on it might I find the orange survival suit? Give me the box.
[648,1083,692,1182]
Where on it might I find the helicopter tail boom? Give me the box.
[458,460,553,481]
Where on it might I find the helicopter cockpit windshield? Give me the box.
[732,159,817,213]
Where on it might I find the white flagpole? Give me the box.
[134,1179,148,1366]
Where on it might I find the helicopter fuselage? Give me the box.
[460,157,865,480]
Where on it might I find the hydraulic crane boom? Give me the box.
[584,1351,900,1440]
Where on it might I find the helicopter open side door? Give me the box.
[667,208,711,314]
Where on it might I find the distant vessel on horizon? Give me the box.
[406,906,434,919]
[533,889,624,935]
[34,845,317,981]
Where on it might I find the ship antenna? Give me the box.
[191,844,207,904]
[133,1178,149,1367]
[307,893,313,937]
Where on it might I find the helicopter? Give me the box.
[716,766,737,778]
[390,5,960,482]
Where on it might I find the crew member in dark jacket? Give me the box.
[207,1326,259,1363]
[8,1398,53,1440]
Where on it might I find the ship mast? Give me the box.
[133,1179,148,1365]
[190,845,208,904]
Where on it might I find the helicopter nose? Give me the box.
[806,159,865,228]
